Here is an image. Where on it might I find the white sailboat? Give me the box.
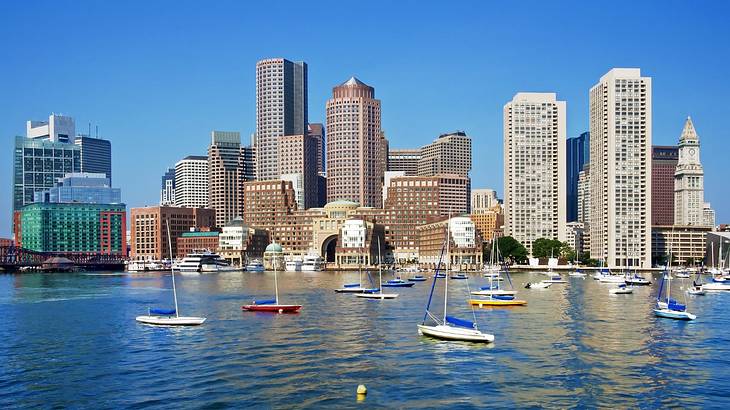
[356,238,398,299]
[654,271,696,321]
[418,216,494,343]
[136,221,206,326]
[335,264,378,293]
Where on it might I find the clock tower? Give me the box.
[674,117,705,225]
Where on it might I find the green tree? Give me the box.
[498,236,528,264]
[532,238,564,259]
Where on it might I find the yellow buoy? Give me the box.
[357,385,367,395]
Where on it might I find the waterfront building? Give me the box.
[674,117,705,226]
[160,168,175,206]
[243,179,298,227]
[336,219,384,267]
[0,238,12,247]
[565,222,586,255]
[705,231,730,267]
[129,206,215,260]
[470,205,504,242]
[418,131,471,178]
[503,92,567,256]
[208,131,244,228]
[279,133,319,209]
[417,216,483,271]
[652,146,679,225]
[33,172,121,204]
[703,203,716,228]
[13,117,81,214]
[15,202,126,255]
[255,58,308,181]
[382,171,406,207]
[174,155,208,209]
[307,123,326,176]
[74,136,112,183]
[387,148,420,176]
[176,229,220,258]
[280,174,304,211]
[326,77,383,208]
[471,189,499,214]
[652,225,710,266]
[566,132,590,222]
[589,68,652,267]
[218,217,269,266]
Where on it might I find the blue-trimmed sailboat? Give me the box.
[654,271,696,321]
[335,265,378,293]
[417,218,494,343]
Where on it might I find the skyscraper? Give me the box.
[208,131,244,228]
[471,189,499,214]
[174,155,208,209]
[326,77,383,207]
[566,132,589,222]
[418,131,471,177]
[651,145,679,225]
[674,117,705,226]
[503,92,566,255]
[279,134,318,209]
[160,168,176,206]
[74,136,112,183]
[387,148,420,176]
[589,68,652,267]
[26,114,75,143]
[241,145,256,182]
[307,123,326,176]
[255,58,308,181]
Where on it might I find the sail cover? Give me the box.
[446,316,475,329]
[253,299,276,305]
[150,308,176,315]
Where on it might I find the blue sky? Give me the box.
[1,1,729,237]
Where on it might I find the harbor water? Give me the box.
[1,271,729,408]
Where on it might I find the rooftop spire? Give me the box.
[679,116,699,142]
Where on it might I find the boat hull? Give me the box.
[417,324,494,343]
[408,277,427,282]
[381,282,415,288]
[702,283,730,291]
[609,288,634,294]
[241,304,302,313]
[355,293,398,299]
[334,287,378,293]
[468,298,527,307]
[654,309,696,320]
[470,289,517,296]
[135,316,206,326]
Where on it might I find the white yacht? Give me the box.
[127,260,165,272]
[245,259,265,272]
[175,250,234,273]
[285,257,303,272]
[301,253,324,272]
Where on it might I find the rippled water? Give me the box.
[1,270,729,409]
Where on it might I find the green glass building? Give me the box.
[18,203,127,255]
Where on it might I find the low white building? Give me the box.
[341,219,367,248]
[449,216,476,248]
[281,173,304,211]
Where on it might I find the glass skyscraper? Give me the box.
[33,173,121,204]
[566,132,590,222]
[75,136,112,183]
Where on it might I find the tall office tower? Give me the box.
[566,132,590,222]
[208,131,244,228]
[387,148,420,176]
[174,155,208,208]
[471,189,499,214]
[33,172,120,204]
[241,145,256,182]
[418,131,472,177]
[589,68,652,267]
[326,77,383,207]
[703,203,716,228]
[160,168,176,206]
[74,136,112,183]
[652,146,679,225]
[577,166,591,224]
[26,113,75,143]
[279,134,318,209]
[674,117,705,226]
[503,92,567,256]
[255,58,308,181]
[13,115,81,215]
[307,123,326,176]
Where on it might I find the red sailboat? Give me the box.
[242,243,302,314]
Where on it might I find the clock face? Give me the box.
[689,148,696,157]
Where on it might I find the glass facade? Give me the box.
[34,173,121,204]
[75,136,112,183]
[18,203,126,254]
[13,136,81,213]
[566,132,590,222]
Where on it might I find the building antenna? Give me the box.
[88,122,91,137]
[96,125,99,138]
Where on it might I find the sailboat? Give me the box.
[335,264,378,293]
[380,238,415,287]
[611,244,636,294]
[654,270,696,320]
[136,220,206,326]
[242,243,302,313]
[356,238,399,299]
[418,223,494,343]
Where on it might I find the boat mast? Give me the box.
[377,237,383,296]
[166,220,179,318]
[444,214,451,324]
[274,251,280,304]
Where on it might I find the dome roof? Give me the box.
[324,200,359,209]
[265,242,283,253]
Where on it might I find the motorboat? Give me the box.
[285,258,302,272]
[245,260,265,272]
[301,253,324,272]
[625,275,651,286]
[525,281,551,289]
[609,283,634,294]
[127,260,165,272]
[175,250,233,273]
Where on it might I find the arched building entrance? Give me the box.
[321,235,338,263]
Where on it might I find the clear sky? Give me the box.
[1,0,729,237]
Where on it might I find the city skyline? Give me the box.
[2,1,730,237]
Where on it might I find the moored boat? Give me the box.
[242,242,302,313]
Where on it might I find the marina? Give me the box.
[1,269,729,407]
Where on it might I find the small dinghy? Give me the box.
[525,281,551,289]
[609,283,634,294]
[382,278,415,287]
[408,275,427,282]
[450,273,468,280]
[469,294,527,307]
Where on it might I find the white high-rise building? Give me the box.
[503,92,566,255]
[255,58,308,181]
[589,68,652,267]
[471,189,499,214]
[174,155,209,208]
[703,202,716,228]
[674,117,705,226]
[27,114,75,143]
